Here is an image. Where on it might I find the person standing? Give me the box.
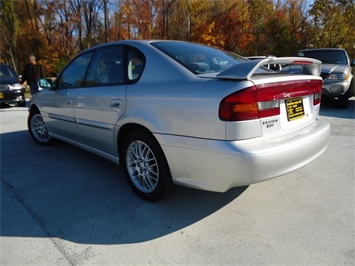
[21,55,45,94]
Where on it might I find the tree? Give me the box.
[0,0,19,71]
[103,0,109,42]
[308,0,355,52]
[156,0,177,39]
[246,0,274,55]
[82,0,102,48]
[1,0,354,77]
[264,0,310,56]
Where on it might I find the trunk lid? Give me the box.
[217,57,323,139]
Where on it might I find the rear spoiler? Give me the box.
[217,57,321,80]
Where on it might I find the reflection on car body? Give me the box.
[28,40,330,201]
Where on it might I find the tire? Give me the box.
[350,79,355,98]
[28,109,56,145]
[122,129,175,201]
[337,89,350,109]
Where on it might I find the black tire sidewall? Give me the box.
[337,88,350,109]
[122,130,174,201]
[28,109,55,146]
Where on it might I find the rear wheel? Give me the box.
[122,129,175,201]
[28,109,56,145]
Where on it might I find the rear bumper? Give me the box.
[157,118,330,192]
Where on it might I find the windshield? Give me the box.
[0,64,17,78]
[151,41,247,74]
[297,50,348,65]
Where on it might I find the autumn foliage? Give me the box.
[1,0,354,76]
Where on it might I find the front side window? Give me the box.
[58,52,94,89]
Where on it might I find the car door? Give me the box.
[72,45,128,156]
[41,52,94,140]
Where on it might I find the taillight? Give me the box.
[219,86,280,121]
[313,92,321,105]
[219,86,259,121]
[219,79,322,121]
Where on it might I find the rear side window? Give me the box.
[127,50,144,82]
[86,45,124,86]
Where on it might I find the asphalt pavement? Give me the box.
[1,98,354,265]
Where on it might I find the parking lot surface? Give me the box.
[1,99,354,265]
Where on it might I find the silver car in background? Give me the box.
[28,40,330,201]
[296,48,355,109]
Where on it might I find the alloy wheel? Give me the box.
[126,140,159,193]
[31,114,51,143]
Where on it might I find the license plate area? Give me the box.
[286,98,304,121]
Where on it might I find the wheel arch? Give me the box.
[117,123,156,164]
[350,77,355,97]
[118,123,175,201]
[28,104,41,115]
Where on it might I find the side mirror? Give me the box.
[38,78,53,90]
[350,60,355,67]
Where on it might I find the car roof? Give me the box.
[298,48,346,52]
[75,40,191,58]
[84,40,184,50]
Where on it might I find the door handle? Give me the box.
[110,100,121,107]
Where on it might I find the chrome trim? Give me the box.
[48,113,76,123]
[75,118,114,131]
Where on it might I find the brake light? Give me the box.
[219,86,280,121]
[291,60,313,65]
[313,92,321,105]
[219,87,257,120]
[219,80,322,121]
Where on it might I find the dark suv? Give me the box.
[296,48,355,108]
[0,63,26,107]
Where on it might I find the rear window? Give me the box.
[151,41,247,74]
[297,50,348,65]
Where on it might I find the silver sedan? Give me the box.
[28,40,330,201]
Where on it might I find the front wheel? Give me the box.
[337,89,350,109]
[28,109,56,145]
[122,130,175,201]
